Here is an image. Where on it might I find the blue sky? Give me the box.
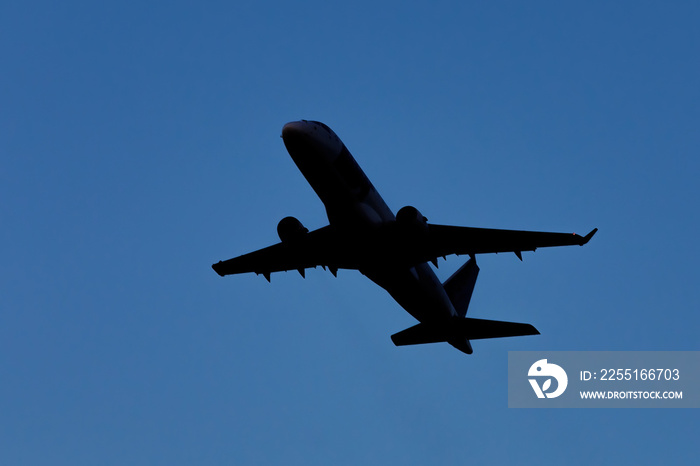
[2,1,698,464]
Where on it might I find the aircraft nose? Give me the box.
[281,120,310,141]
[281,121,313,158]
[281,120,343,165]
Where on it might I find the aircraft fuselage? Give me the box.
[281,120,469,352]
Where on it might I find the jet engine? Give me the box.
[396,205,428,232]
[277,216,309,243]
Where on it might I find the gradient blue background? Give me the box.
[2,1,698,464]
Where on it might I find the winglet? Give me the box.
[580,228,598,245]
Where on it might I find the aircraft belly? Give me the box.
[364,263,456,323]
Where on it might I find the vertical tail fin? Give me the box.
[443,257,479,317]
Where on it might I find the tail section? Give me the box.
[443,257,479,317]
[391,317,539,355]
[392,257,539,355]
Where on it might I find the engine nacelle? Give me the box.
[277,216,309,243]
[396,205,428,232]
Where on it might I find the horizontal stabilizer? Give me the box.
[457,317,539,340]
[391,323,446,346]
[391,317,539,347]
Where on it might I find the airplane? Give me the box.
[212,120,597,355]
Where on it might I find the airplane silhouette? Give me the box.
[213,120,597,354]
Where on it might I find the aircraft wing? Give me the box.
[425,224,598,260]
[212,223,597,279]
[212,226,360,280]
